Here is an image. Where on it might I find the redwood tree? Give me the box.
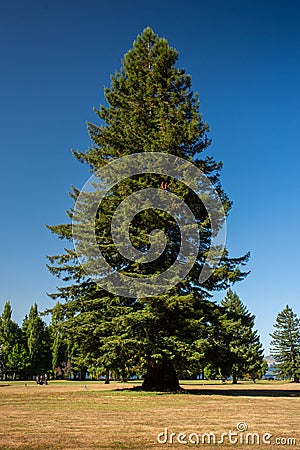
[47,28,249,390]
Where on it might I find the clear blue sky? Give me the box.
[1,0,300,352]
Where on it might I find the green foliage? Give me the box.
[47,28,250,390]
[270,305,300,382]
[0,301,24,379]
[6,342,30,377]
[23,303,52,377]
[208,289,265,383]
[48,302,70,378]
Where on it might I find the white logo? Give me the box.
[237,422,248,432]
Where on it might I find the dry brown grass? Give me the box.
[0,380,299,449]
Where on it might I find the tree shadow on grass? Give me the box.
[182,388,300,397]
[114,385,300,397]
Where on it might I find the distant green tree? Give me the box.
[6,343,29,379]
[270,305,300,382]
[23,304,52,378]
[0,301,22,380]
[211,289,265,383]
[48,302,71,378]
[47,27,249,391]
[203,363,220,381]
[244,358,268,383]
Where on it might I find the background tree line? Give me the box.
[0,290,271,382]
[0,302,51,380]
[1,295,299,383]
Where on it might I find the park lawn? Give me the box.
[0,381,299,449]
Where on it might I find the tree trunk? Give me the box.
[121,368,127,382]
[142,360,180,391]
[79,368,86,381]
[232,372,238,384]
[104,368,110,384]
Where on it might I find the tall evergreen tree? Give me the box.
[0,301,21,380]
[270,305,300,382]
[23,303,52,378]
[47,28,249,390]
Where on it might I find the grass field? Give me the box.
[0,380,299,449]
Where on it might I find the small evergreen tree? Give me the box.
[270,305,300,382]
[211,289,265,383]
